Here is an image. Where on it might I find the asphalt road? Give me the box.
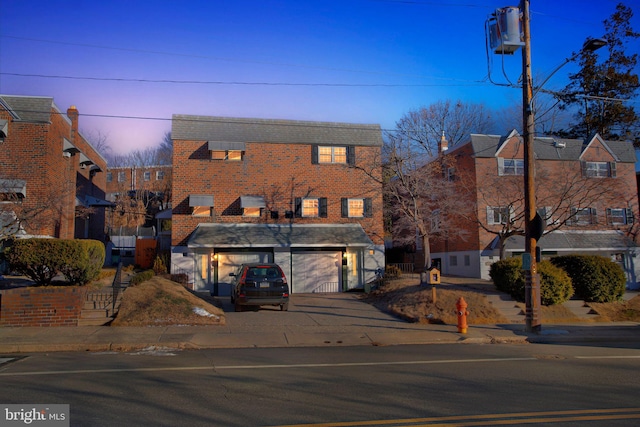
[1,342,640,426]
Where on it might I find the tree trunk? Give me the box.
[421,234,431,270]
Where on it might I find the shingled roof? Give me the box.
[172,114,383,147]
[466,132,637,163]
[0,95,54,123]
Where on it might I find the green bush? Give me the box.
[489,257,574,305]
[58,240,105,285]
[7,238,106,286]
[130,269,155,286]
[7,239,65,285]
[538,260,574,305]
[551,255,625,302]
[489,257,523,299]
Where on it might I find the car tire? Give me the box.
[280,302,289,311]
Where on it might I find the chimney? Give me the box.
[438,131,449,154]
[67,105,79,143]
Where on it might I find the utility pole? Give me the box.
[520,0,541,332]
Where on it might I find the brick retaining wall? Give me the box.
[0,287,86,327]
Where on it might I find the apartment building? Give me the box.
[429,130,639,288]
[170,115,385,295]
[0,95,108,242]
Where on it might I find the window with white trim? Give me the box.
[341,198,372,218]
[607,208,634,225]
[487,206,510,225]
[302,199,319,217]
[571,207,597,225]
[583,161,616,178]
[295,197,328,218]
[106,172,113,183]
[117,171,126,182]
[498,158,524,176]
[319,146,347,163]
[156,170,165,180]
[143,171,151,181]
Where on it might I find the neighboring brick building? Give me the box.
[428,130,639,288]
[0,95,109,242]
[105,165,172,228]
[170,115,385,295]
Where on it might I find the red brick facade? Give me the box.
[0,96,108,241]
[170,115,385,294]
[172,140,384,247]
[427,131,639,282]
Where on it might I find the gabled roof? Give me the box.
[467,131,636,163]
[0,95,54,123]
[172,115,383,147]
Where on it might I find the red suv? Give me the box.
[229,263,289,312]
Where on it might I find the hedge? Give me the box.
[7,238,105,286]
[489,257,573,305]
[550,255,625,303]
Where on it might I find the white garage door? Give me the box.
[291,251,341,293]
[217,252,272,296]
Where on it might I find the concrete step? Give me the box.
[563,299,598,319]
[81,308,112,319]
[485,293,525,323]
[78,317,113,326]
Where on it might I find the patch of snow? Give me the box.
[193,306,220,320]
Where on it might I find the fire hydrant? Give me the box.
[456,297,469,334]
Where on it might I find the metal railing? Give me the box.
[112,262,124,312]
[387,263,419,279]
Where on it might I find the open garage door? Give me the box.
[291,251,341,293]
[216,252,272,296]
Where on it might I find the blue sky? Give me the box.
[1,0,638,155]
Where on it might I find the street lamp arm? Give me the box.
[532,38,607,100]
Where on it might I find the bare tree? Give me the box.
[384,133,470,270]
[157,132,173,165]
[394,100,494,153]
[82,129,112,161]
[384,101,492,269]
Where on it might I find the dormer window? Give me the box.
[209,141,245,161]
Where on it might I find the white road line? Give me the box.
[0,357,536,377]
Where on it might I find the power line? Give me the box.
[0,72,487,88]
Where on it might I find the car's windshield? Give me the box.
[247,267,280,278]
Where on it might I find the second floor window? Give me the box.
[487,206,511,225]
[211,150,243,161]
[117,171,126,182]
[156,171,165,180]
[582,161,616,178]
[312,145,354,164]
[295,197,328,218]
[571,207,597,225]
[498,158,524,176]
[143,171,151,181]
[340,198,373,218]
[606,208,634,225]
[106,172,113,183]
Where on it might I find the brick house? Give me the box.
[170,115,385,295]
[428,130,639,288]
[0,95,109,244]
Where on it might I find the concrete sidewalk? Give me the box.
[1,293,639,354]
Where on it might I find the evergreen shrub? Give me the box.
[550,255,625,302]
